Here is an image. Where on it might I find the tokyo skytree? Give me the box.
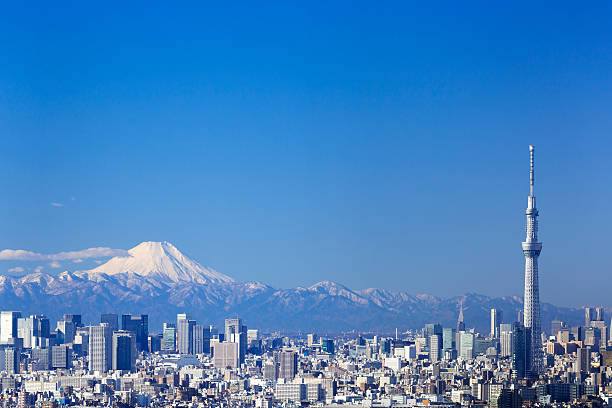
[522,145,543,376]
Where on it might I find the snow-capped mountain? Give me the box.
[88,241,233,284]
[0,241,586,332]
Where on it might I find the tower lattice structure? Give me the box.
[521,145,543,377]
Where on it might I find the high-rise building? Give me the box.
[551,320,565,335]
[321,339,334,354]
[62,314,82,327]
[576,347,590,374]
[263,362,278,380]
[570,326,581,342]
[31,347,51,370]
[512,322,531,380]
[521,145,543,377]
[74,327,89,357]
[162,323,176,351]
[442,328,455,351]
[52,345,71,369]
[247,329,260,353]
[4,347,20,374]
[459,332,474,359]
[177,315,195,355]
[596,307,605,322]
[100,314,118,333]
[500,324,513,357]
[424,323,442,350]
[17,315,49,348]
[429,335,441,362]
[557,329,571,343]
[278,351,298,379]
[148,334,161,353]
[213,341,239,369]
[490,309,503,339]
[112,330,136,371]
[57,320,76,344]
[307,333,318,347]
[121,314,148,352]
[204,326,213,354]
[1,311,22,344]
[191,324,204,354]
[457,301,465,332]
[225,318,247,364]
[89,323,112,372]
[583,327,601,349]
[193,324,211,354]
[585,307,594,327]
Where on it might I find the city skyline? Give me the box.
[0,3,610,405]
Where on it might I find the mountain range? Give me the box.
[0,241,587,333]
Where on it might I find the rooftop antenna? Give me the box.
[529,145,535,196]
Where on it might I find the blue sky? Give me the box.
[1,2,611,306]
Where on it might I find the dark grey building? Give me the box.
[52,345,71,369]
[101,314,119,333]
[112,330,136,372]
[278,350,298,380]
[121,314,148,352]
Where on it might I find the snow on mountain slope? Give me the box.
[88,241,234,284]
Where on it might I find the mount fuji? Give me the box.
[0,241,585,332]
[88,241,234,284]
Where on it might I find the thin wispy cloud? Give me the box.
[49,261,62,268]
[34,266,43,273]
[50,202,64,207]
[7,267,24,273]
[0,247,130,261]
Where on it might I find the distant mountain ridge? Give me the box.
[0,241,587,333]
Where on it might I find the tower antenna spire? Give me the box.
[522,144,543,377]
[529,145,535,196]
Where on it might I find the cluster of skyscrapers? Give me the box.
[0,312,147,373]
[0,311,264,375]
[159,315,262,369]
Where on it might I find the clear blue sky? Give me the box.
[1,2,611,307]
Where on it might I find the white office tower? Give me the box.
[89,323,112,372]
[429,335,441,362]
[17,315,49,348]
[522,145,543,376]
[490,309,503,339]
[225,318,247,364]
[500,324,513,357]
[177,314,195,355]
[1,311,22,344]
